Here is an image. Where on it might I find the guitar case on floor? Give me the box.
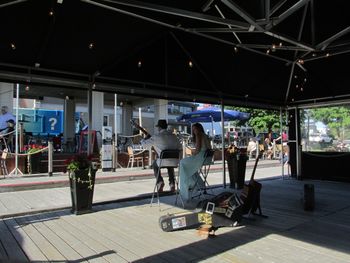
[159,192,243,232]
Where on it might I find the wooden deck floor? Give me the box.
[1,178,350,262]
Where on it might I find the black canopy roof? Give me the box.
[1,0,349,108]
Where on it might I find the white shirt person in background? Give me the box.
[142,119,182,192]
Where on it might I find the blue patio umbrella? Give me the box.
[176,107,250,123]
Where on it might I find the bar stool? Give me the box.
[150,149,182,208]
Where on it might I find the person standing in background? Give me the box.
[0,106,15,132]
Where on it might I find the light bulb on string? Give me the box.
[188,61,193,68]
[271,44,276,51]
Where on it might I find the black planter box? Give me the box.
[69,169,96,215]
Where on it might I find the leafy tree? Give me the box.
[225,106,283,134]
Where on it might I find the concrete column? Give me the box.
[63,99,76,147]
[121,103,133,135]
[92,91,104,147]
[0,82,14,112]
[153,99,168,126]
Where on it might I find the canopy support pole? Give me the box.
[114,94,122,169]
[221,101,226,188]
[9,83,23,176]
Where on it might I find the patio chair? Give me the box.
[127,146,144,168]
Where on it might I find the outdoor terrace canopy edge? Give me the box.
[0,0,349,108]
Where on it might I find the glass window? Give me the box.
[301,105,350,152]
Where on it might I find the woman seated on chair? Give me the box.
[179,122,211,201]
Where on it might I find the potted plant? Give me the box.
[66,154,98,215]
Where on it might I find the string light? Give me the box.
[266,49,270,54]
[10,43,16,50]
[188,61,193,68]
[297,59,304,64]
[326,53,330,57]
[137,60,142,68]
[279,42,282,47]
[88,43,94,50]
[234,47,238,53]
[49,10,54,16]
[25,86,30,91]
[271,44,276,51]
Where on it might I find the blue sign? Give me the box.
[18,109,63,135]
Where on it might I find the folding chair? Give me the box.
[190,149,215,200]
[150,149,183,208]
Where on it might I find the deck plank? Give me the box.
[0,219,28,262]
[4,217,48,262]
[52,210,125,262]
[0,178,349,263]
[15,214,66,261]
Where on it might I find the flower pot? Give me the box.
[69,169,96,215]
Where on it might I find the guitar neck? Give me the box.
[130,120,151,138]
[250,156,259,183]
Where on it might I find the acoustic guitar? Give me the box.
[130,119,151,139]
[240,156,263,216]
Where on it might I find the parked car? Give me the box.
[309,133,333,144]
